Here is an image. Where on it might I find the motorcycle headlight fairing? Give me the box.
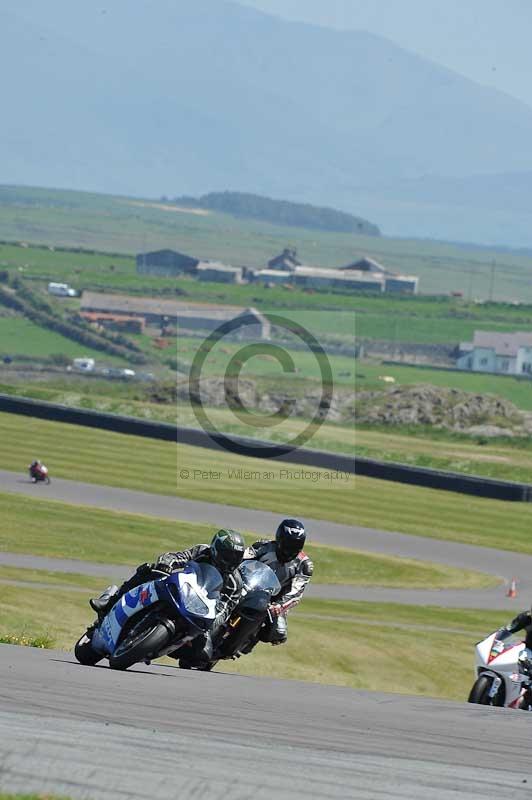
[181,582,209,617]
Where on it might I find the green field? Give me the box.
[354,361,532,410]
[2,412,532,550]
[0,493,495,590]
[279,306,532,345]
[176,334,355,386]
[0,316,128,362]
[2,184,532,300]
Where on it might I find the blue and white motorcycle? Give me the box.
[74,562,223,670]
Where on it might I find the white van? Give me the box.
[48,282,77,297]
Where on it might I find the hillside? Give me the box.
[175,192,380,235]
[3,0,532,244]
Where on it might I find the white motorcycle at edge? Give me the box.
[468,630,532,710]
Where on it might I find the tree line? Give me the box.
[173,191,381,236]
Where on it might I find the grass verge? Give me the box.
[0,633,53,648]
[0,493,496,590]
[0,796,70,800]
[221,598,510,701]
[2,411,532,548]
[0,582,509,702]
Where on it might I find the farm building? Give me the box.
[80,292,270,339]
[268,248,302,271]
[196,262,243,284]
[257,252,418,294]
[252,269,293,285]
[293,267,383,292]
[457,331,532,375]
[341,257,387,274]
[342,257,419,294]
[136,249,199,277]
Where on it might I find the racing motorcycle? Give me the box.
[29,464,50,484]
[179,559,281,671]
[467,630,532,710]
[74,561,223,670]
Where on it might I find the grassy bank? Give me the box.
[2,412,532,547]
[0,316,129,364]
[0,494,495,590]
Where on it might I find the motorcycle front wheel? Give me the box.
[109,618,171,671]
[468,675,504,706]
[74,631,103,666]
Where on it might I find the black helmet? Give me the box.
[210,529,246,571]
[275,519,306,562]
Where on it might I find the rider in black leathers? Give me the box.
[242,518,313,649]
[497,609,532,648]
[90,529,246,662]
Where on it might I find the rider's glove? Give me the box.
[269,604,283,619]
[135,562,153,579]
[154,553,178,574]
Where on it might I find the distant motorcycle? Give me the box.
[179,560,281,671]
[468,630,532,710]
[29,463,50,484]
[74,561,223,670]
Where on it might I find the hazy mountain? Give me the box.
[3,0,532,244]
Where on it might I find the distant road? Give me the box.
[1,469,530,609]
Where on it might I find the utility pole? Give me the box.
[468,265,474,302]
[489,259,496,303]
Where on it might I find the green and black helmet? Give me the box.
[210,529,246,572]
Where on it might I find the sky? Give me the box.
[239,0,532,108]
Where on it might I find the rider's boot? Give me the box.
[89,563,154,618]
[89,585,119,618]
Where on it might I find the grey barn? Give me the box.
[136,249,199,277]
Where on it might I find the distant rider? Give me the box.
[89,529,246,663]
[29,460,46,482]
[242,518,313,650]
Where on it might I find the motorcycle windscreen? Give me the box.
[239,561,281,596]
[175,562,223,622]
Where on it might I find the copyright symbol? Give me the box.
[180,469,190,479]
[188,313,334,459]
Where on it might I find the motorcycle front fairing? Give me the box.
[91,562,223,657]
[474,631,526,707]
[154,561,222,632]
[238,561,281,614]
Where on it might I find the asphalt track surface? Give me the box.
[0,469,530,609]
[2,645,532,800]
[2,474,532,799]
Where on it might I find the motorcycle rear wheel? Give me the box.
[74,632,103,666]
[109,619,171,671]
[468,675,503,705]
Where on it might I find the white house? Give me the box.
[457,331,532,375]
